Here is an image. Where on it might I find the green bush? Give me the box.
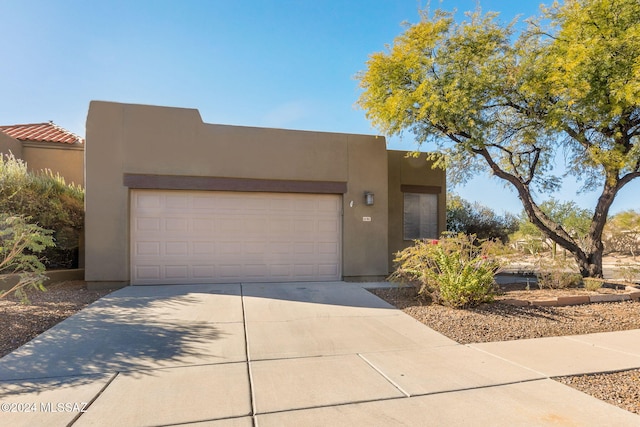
[390,233,503,308]
[0,153,83,268]
[0,214,55,302]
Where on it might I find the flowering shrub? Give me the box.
[390,233,503,308]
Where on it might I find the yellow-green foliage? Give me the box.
[357,0,640,186]
[357,0,640,278]
[538,270,583,289]
[0,152,84,268]
[604,210,640,257]
[544,0,640,125]
[0,214,55,303]
[535,256,582,289]
[390,233,503,308]
[511,199,592,254]
[583,277,603,291]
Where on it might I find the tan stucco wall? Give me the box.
[22,143,85,186]
[0,132,23,158]
[86,102,445,284]
[86,101,400,284]
[342,135,389,279]
[0,131,84,186]
[387,150,446,272]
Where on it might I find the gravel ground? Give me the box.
[0,281,113,358]
[370,286,640,416]
[370,287,640,344]
[556,371,640,416]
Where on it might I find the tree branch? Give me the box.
[471,146,585,259]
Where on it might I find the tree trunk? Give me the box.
[575,249,604,278]
[472,147,632,279]
[576,179,621,278]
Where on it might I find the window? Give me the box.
[403,193,438,240]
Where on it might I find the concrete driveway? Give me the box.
[1,282,639,426]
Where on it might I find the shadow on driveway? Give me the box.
[0,284,244,391]
[0,282,395,394]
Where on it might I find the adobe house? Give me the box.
[0,122,85,186]
[85,101,445,287]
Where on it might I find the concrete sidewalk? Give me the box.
[0,282,639,426]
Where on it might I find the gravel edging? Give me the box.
[556,370,640,415]
[369,286,640,416]
[369,287,640,344]
[0,281,114,358]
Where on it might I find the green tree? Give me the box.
[0,214,55,302]
[357,0,640,277]
[447,193,518,242]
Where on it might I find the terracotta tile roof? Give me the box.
[0,122,84,145]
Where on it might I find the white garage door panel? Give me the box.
[130,190,342,284]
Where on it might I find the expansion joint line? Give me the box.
[68,371,120,426]
[357,354,411,397]
[240,284,258,418]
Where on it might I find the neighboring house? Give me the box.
[85,101,446,287]
[0,121,85,186]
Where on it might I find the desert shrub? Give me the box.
[616,263,640,283]
[582,278,603,291]
[0,214,55,302]
[0,153,83,268]
[390,233,503,308]
[536,259,582,289]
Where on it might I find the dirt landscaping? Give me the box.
[0,281,113,358]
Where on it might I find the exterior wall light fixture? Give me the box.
[364,192,374,206]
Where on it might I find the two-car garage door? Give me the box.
[130,190,342,284]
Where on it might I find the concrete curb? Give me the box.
[501,286,640,307]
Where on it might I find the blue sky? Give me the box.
[1,0,637,215]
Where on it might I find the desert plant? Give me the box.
[536,258,582,289]
[0,214,55,302]
[617,263,640,284]
[583,278,604,292]
[0,152,84,268]
[390,233,503,308]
